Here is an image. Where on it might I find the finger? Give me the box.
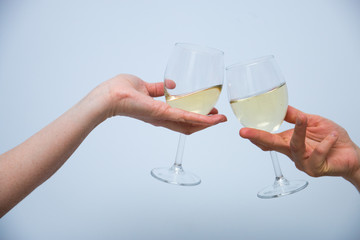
[149,111,227,135]
[184,111,227,125]
[149,119,208,135]
[164,79,176,89]
[208,108,218,115]
[146,82,165,97]
[239,128,288,155]
[166,106,227,125]
[289,112,308,162]
[249,140,272,151]
[148,98,226,125]
[306,131,339,177]
[147,98,227,129]
[284,105,304,124]
[173,121,222,135]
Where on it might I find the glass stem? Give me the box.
[174,133,186,167]
[270,151,283,180]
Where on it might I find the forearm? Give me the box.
[0,89,109,217]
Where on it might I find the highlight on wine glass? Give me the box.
[226,55,308,198]
[151,43,224,186]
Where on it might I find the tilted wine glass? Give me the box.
[151,43,224,186]
[226,55,308,198]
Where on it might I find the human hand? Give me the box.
[239,105,360,190]
[94,74,227,135]
[0,73,226,217]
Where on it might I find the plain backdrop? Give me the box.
[0,0,359,239]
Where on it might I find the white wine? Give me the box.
[165,85,222,115]
[230,83,288,132]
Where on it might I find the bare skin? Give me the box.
[0,74,227,217]
[239,105,360,192]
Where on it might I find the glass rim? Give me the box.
[174,42,224,56]
[226,55,275,70]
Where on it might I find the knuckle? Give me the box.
[294,162,303,171]
[112,88,131,102]
[306,171,316,177]
[250,141,268,151]
[313,146,326,156]
[308,171,321,178]
[290,141,301,153]
[301,165,316,177]
[259,146,269,151]
[295,161,318,177]
[152,103,169,117]
[183,127,193,135]
[305,165,323,177]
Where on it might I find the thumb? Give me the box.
[146,82,165,97]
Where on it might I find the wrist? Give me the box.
[94,74,136,119]
[344,145,360,192]
[79,83,113,127]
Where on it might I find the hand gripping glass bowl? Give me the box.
[226,55,308,198]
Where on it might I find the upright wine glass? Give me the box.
[226,55,308,198]
[151,43,224,186]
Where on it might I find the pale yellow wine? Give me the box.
[165,85,222,115]
[230,83,288,132]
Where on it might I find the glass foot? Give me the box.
[151,164,201,186]
[257,177,308,199]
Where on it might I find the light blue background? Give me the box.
[0,0,359,239]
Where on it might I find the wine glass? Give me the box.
[226,55,308,198]
[151,43,224,186]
